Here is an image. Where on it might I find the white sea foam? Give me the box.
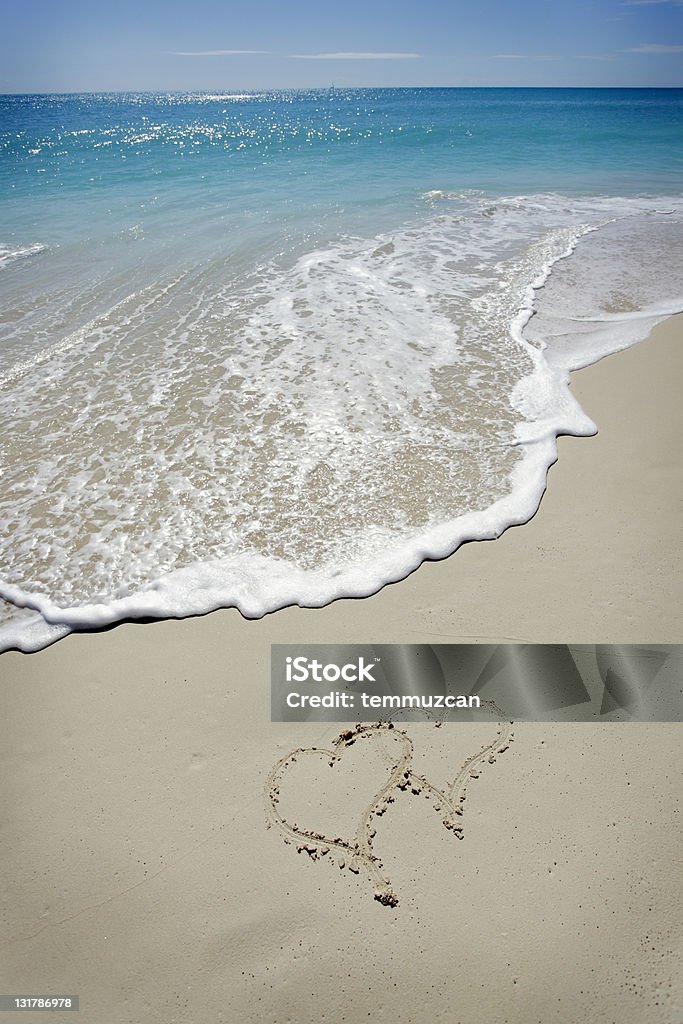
[0,242,47,268]
[0,194,681,652]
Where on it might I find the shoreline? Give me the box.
[0,315,681,1024]
[2,312,682,654]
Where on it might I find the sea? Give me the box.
[1,88,682,652]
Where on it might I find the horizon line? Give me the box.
[1,84,683,96]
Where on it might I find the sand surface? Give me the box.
[0,317,682,1023]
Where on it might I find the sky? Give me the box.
[1,0,682,92]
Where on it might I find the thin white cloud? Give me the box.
[577,53,617,60]
[624,42,683,51]
[623,1,683,6]
[288,52,421,60]
[491,54,559,60]
[170,50,270,57]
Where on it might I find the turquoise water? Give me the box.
[1,89,682,650]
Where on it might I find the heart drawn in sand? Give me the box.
[265,719,513,908]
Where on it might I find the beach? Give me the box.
[0,313,681,1023]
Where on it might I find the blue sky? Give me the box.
[2,0,682,91]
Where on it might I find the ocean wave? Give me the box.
[0,242,47,268]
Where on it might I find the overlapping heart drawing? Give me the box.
[265,719,513,908]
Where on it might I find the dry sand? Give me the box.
[0,316,681,1023]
